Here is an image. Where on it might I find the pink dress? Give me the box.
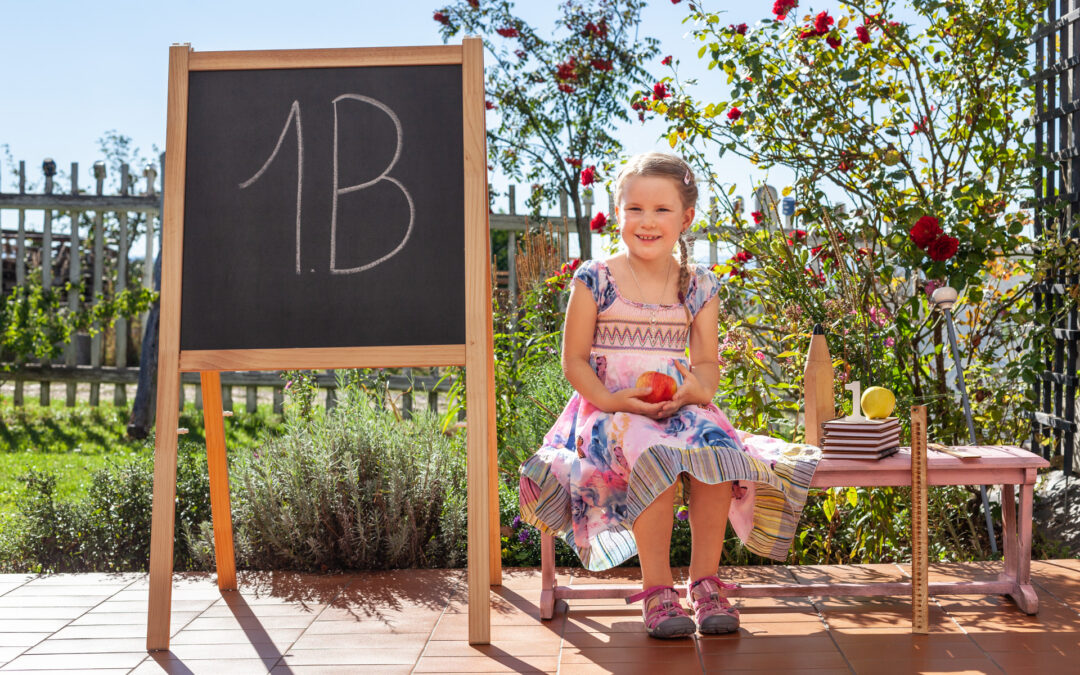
[518,260,820,571]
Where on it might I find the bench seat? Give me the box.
[538,444,1049,620]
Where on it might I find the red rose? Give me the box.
[583,20,608,39]
[827,35,842,49]
[927,235,959,261]
[662,55,673,66]
[671,0,682,3]
[485,100,495,110]
[856,26,871,43]
[558,83,576,93]
[581,165,596,186]
[734,250,754,263]
[751,211,763,225]
[591,58,613,71]
[787,229,807,244]
[496,27,519,38]
[433,11,450,25]
[814,11,834,33]
[727,107,741,121]
[590,212,607,232]
[565,157,582,168]
[732,23,748,35]
[773,0,798,20]
[653,82,670,99]
[515,49,527,60]
[467,0,479,7]
[909,215,942,249]
[556,57,579,81]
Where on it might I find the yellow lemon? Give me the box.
[861,386,896,419]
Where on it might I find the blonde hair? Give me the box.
[614,152,698,326]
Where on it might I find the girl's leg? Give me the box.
[632,481,678,589]
[687,477,733,582]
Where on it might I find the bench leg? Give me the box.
[540,533,555,620]
[1002,482,1039,614]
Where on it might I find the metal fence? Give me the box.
[1031,1,1080,475]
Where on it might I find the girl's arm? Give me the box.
[563,279,665,417]
[657,294,721,417]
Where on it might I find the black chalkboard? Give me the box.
[180,65,466,351]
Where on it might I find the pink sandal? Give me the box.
[626,585,696,639]
[688,576,740,634]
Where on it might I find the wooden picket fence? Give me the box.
[0,154,622,412]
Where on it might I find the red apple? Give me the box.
[635,371,678,404]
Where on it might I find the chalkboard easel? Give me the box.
[146,40,498,649]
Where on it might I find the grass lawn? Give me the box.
[0,400,284,515]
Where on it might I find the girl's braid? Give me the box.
[677,235,692,327]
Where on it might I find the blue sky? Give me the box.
[0,0,810,259]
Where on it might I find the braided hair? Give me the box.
[613,152,698,326]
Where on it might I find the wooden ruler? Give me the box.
[910,405,929,635]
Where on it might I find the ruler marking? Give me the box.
[911,405,929,635]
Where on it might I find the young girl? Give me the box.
[518,152,820,638]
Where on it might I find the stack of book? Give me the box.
[821,417,901,460]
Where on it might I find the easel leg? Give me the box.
[147,369,182,651]
[488,395,501,587]
[540,533,555,620]
[200,371,236,590]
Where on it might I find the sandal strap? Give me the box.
[626,585,677,605]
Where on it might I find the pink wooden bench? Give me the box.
[538,444,1049,619]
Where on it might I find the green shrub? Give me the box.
[189,383,468,572]
[0,447,210,573]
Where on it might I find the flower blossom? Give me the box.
[496,26,519,38]
[909,215,942,249]
[814,11,834,33]
[556,57,579,82]
[485,100,495,110]
[662,55,673,66]
[773,0,798,21]
[591,58,614,71]
[727,106,742,121]
[856,25,871,43]
[653,82,670,99]
[565,157,583,168]
[927,235,959,261]
[580,165,596,186]
[751,211,763,224]
[590,211,608,232]
[584,20,608,39]
[730,23,748,35]
[433,11,450,25]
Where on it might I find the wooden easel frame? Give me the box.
[146,40,499,650]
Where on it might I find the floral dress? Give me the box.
[518,259,820,571]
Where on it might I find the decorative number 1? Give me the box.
[239,100,303,274]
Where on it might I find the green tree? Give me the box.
[433,0,661,259]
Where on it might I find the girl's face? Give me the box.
[616,175,694,263]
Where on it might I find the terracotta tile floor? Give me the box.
[0,561,1076,673]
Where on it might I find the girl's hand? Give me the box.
[608,386,667,419]
[657,362,710,418]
